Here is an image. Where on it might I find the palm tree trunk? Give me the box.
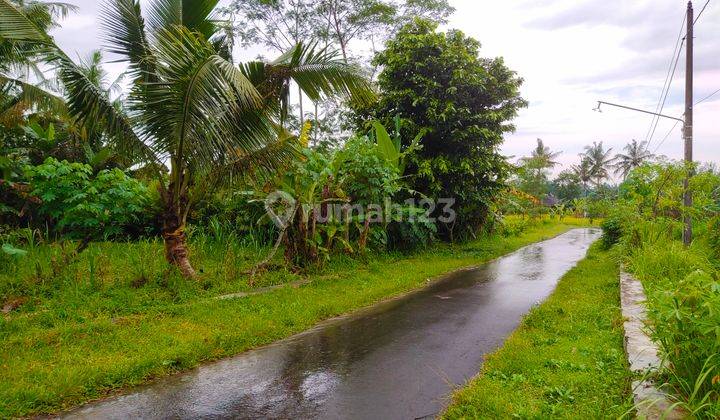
[298,84,304,126]
[160,183,197,279]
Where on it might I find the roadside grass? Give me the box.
[443,243,634,419]
[0,217,591,417]
[625,230,720,418]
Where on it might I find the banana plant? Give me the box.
[369,117,425,175]
[21,121,57,153]
[0,0,373,278]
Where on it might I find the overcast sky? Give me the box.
[50,0,720,173]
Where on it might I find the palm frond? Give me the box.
[0,74,67,117]
[146,0,219,41]
[274,42,375,103]
[0,0,52,41]
[21,1,77,30]
[142,26,274,173]
[240,42,375,124]
[50,50,156,165]
[202,132,300,191]
[100,0,157,85]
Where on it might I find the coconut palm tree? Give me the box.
[0,0,374,278]
[571,157,592,196]
[520,138,561,170]
[0,0,72,125]
[613,139,654,180]
[583,141,613,187]
[518,138,561,198]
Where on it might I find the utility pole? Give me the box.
[683,1,694,246]
[596,2,697,246]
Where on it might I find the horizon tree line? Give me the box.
[516,138,657,200]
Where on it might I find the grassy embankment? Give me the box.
[0,217,590,417]
[624,221,720,418]
[443,244,634,419]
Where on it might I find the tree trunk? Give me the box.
[298,84,304,125]
[314,102,319,146]
[160,185,197,279]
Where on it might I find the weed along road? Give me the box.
[60,228,601,420]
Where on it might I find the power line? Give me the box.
[652,120,681,154]
[644,38,685,153]
[694,0,711,25]
[651,2,713,157]
[695,87,720,105]
[652,87,719,154]
[643,13,686,153]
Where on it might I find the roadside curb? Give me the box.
[619,270,685,419]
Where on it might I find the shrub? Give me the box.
[499,216,530,237]
[600,213,623,249]
[708,216,720,259]
[646,269,720,411]
[24,158,152,241]
[190,191,275,245]
[386,206,437,251]
[334,135,401,206]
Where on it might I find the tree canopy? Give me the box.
[362,19,526,239]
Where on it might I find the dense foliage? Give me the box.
[24,158,152,241]
[602,162,720,417]
[4,1,719,418]
[361,19,527,240]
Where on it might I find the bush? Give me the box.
[334,135,401,206]
[24,158,152,241]
[627,237,720,416]
[386,207,437,251]
[646,269,720,411]
[499,216,531,237]
[708,216,720,259]
[600,213,623,249]
[189,191,276,245]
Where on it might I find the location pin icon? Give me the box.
[264,190,297,229]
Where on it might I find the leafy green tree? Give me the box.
[225,0,454,145]
[315,0,454,61]
[227,0,455,63]
[364,19,527,239]
[225,0,320,52]
[550,170,583,202]
[613,139,654,180]
[1,0,373,277]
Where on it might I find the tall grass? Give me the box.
[623,220,720,418]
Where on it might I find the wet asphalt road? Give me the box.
[60,228,601,420]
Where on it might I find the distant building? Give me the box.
[542,194,559,207]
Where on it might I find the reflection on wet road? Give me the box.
[62,228,601,420]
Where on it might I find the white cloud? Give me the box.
[448,0,720,172]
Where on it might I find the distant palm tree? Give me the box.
[613,139,654,179]
[518,138,561,199]
[520,138,561,171]
[571,157,592,196]
[583,141,613,187]
[520,138,561,176]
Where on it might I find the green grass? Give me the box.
[0,217,590,417]
[443,244,633,419]
[624,225,720,418]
